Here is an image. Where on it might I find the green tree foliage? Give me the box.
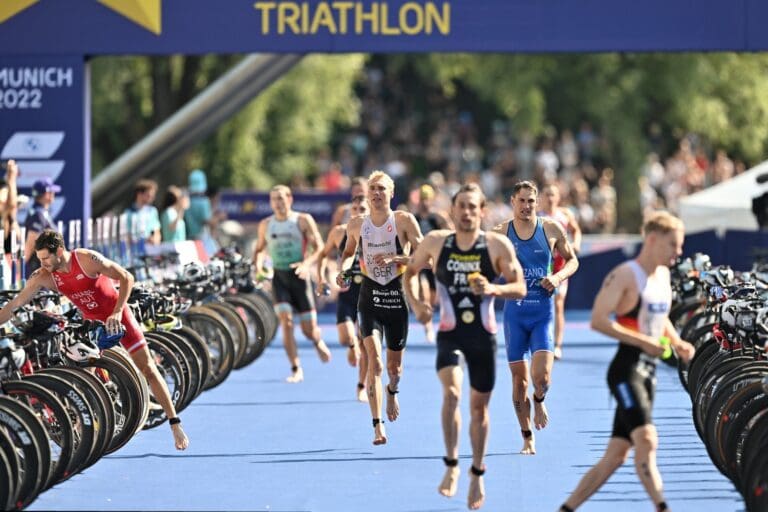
[90,54,365,192]
[399,53,768,228]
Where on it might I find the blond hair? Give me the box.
[270,185,292,197]
[368,170,394,191]
[642,211,683,236]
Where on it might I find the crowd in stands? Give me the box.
[305,65,748,234]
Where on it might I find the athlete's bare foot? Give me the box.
[386,385,400,421]
[438,466,460,497]
[314,340,332,363]
[171,424,189,450]
[520,436,536,455]
[533,399,549,430]
[467,470,485,509]
[373,421,387,445]
[286,366,304,383]
[356,383,368,402]
[347,343,359,367]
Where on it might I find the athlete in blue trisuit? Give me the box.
[559,211,695,512]
[494,180,579,455]
[253,185,332,383]
[405,183,527,510]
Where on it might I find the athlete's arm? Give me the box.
[0,269,49,326]
[394,211,424,265]
[338,216,362,274]
[252,219,270,277]
[482,233,527,299]
[78,249,135,334]
[563,208,583,254]
[435,210,454,231]
[292,214,325,279]
[317,225,344,286]
[542,219,579,293]
[404,231,443,323]
[491,219,510,236]
[662,317,696,363]
[329,203,348,229]
[590,265,664,357]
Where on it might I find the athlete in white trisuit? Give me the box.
[338,170,423,445]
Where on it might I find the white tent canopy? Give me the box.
[679,159,768,233]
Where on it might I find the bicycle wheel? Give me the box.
[24,373,96,478]
[0,427,19,511]
[147,330,201,411]
[0,396,46,508]
[173,325,212,400]
[204,302,248,369]
[224,295,267,367]
[3,378,73,489]
[183,307,235,390]
[143,337,186,429]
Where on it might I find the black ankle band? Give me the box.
[560,505,574,512]
[357,382,365,390]
[657,502,668,512]
[442,456,458,467]
[372,418,384,427]
[168,417,181,426]
[522,429,532,439]
[533,393,545,403]
[387,384,399,395]
[291,365,299,373]
[470,465,485,476]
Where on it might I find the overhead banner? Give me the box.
[1,0,767,54]
[0,55,90,228]
[220,190,348,224]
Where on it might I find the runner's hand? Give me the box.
[105,313,123,335]
[413,302,433,324]
[540,274,561,293]
[674,340,696,364]
[290,262,312,281]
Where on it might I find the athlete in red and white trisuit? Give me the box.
[539,183,582,360]
[0,229,189,450]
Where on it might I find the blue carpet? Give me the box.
[29,311,744,511]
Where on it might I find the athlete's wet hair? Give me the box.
[34,229,65,253]
[512,180,538,197]
[452,183,486,208]
[642,211,684,236]
[368,170,394,191]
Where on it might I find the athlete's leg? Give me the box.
[363,332,386,445]
[418,271,436,343]
[386,348,403,422]
[337,320,359,367]
[299,311,331,363]
[437,365,463,498]
[561,437,631,510]
[631,424,667,508]
[357,333,368,402]
[530,349,554,430]
[276,307,303,382]
[130,345,189,450]
[468,387,492,510]
[509,361,534,454]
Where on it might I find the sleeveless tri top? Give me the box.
[266,212,305,270]
[359,213,405,286]
[435,233,497,334]
[51,251,119,320]
[506,218,553,305]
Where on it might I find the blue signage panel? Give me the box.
[0,0,761,55]
[0,55,90,230]
[220,190,348,224]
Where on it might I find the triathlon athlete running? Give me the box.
[495,181,578,455]
[560,211,695,512]
[317,194,369,401]
[338,170,423,445]
[539,183,582,360]
[253,185,331,383]
[406,183,526,510]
